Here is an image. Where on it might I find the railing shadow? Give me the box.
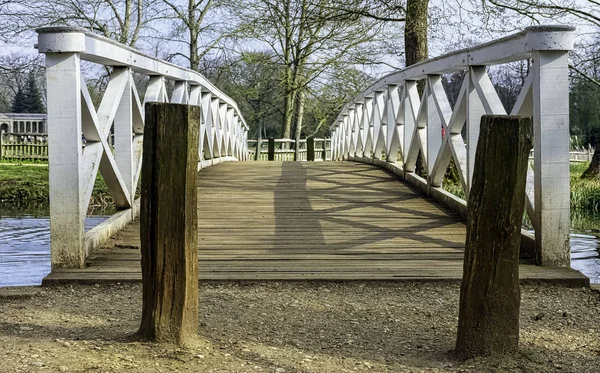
[274,162,326,251]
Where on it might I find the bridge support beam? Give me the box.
[532,51,571,267]
[46,52,85,269]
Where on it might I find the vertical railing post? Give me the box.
[373,91,386,160]
[466,67,485,196]
[45,52,85,269]
[307,137,315,161]
[532,50,571,267]
[268,138,275,161]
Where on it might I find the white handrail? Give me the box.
[37,27,249,269]
[331,25,575,267]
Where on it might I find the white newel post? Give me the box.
[533,50,571,267]
[46,52,85,269]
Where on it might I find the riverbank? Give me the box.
[443,162,600,216]
[0,162,114,209]
[3,160,600,215]
[0,282,598,372]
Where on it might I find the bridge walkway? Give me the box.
[43,162,588,284]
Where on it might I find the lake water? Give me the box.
[0,206,111,287]
[2,208,600,287]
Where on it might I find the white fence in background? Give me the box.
[331,26,574,267]
[37,27,249,269]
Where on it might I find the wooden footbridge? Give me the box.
[37,26,588,286]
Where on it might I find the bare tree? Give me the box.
[235,0,387,143]
[0,0,163,47]
[0,54,45,112]
[159,0,233,71]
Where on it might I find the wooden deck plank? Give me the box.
[43,161,588,286]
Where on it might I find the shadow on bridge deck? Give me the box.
[43,161,588,285]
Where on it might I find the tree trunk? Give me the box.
[255,120,263,161]
[189,27,199,71]
[455,115,532,358]
[189,0,199,71]
[282,88,296,146]
[581,146,600,178]
[137,103,199,346]
[581,128,600,178]
[404,0,429,176]
[294,90,305,161]
[404,0,429,68]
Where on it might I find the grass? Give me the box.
[570,162,600,212]
[0,163,113,208]
[441,161,600,215]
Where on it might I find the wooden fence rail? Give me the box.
[0,136,49,160]
[247,138,331,161]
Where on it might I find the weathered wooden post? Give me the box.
[268,138,275,161]
[0,133,3,160]
[455,115,532,358]
[137,103,199,345]
[307,138,315,161]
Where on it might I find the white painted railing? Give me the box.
[331,26,574,267]
[37,27,249,269]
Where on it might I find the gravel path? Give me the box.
[0,282,599,372]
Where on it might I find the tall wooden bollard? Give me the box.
[455,115,532,358]
[137,103,199,345]
[307,138,315,161]
[268,138,275,161]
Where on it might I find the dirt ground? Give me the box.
[0,282,599,373]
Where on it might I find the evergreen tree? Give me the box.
[23,73,45,113]
[11,86,27,113]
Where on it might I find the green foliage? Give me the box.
[571,162,600,212]
[442,179,466,200]
[0,164,111,208]
[11,73,46,114]
[302,68,374,139]
[570,77,600,146]
[211,52,374,140]
[23,72,45,113]
[569,36,600,145]
[442,162,600,215]
[11,87,27,113]
[214,51,285,139]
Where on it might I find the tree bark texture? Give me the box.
[138,103,199,345]
[581,128,600,178]
[404,0,429,176]
[294,90,306,161]
[581,146,600,178]
[455,115,532,358]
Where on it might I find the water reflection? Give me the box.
[0,205,110,287]
[570,212,600,284]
